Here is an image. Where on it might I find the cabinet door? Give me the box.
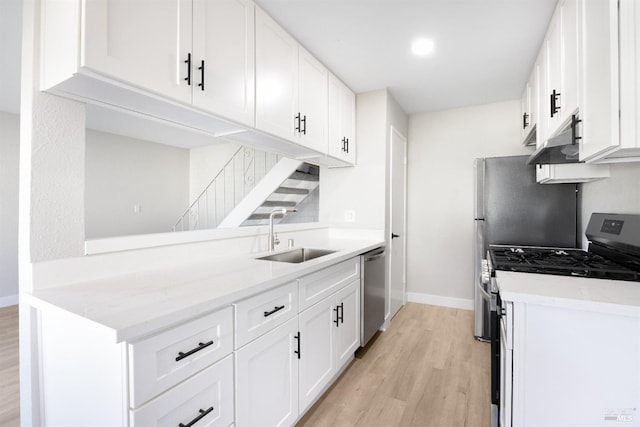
[255,7,299,143]
[328,74,356,164]
[545,10,563,135]
[559,0,579,124]
[334,280,360,367]
[580,0,621,161]
[83,0,192,103]
[235,317,299,427]
[298,47,328,153]
[192,0,255,126]
[298,295,335,412]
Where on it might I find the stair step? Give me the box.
[289,171,319,182]
[247,213,277,221]
[275,187,309,195]
[261,201,297,207]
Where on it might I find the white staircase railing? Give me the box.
[172,146,280,231]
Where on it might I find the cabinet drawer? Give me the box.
[129,307,233,407]
[130,354,234,427]
[298,258,360,311]
[234,281,298,349]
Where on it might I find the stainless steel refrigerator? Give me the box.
[473,156,577,341]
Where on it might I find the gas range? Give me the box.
[489,245,640,281]
[489,213,640,283]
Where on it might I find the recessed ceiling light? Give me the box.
[411,38,435,56]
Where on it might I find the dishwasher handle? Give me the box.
[364,248,385,262]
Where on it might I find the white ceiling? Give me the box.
[0,0,557,123]
[255,0,557,114]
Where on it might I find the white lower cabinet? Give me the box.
[299,280,360,412]
[298,292,336,411]
[334,281,360,366]
[235,317,300,427]
[505,301,640,427]
[131,355,234,427]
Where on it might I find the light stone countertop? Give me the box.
[24,238,385,343]
[496,270,640,317]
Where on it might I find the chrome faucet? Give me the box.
[268,208,297,252]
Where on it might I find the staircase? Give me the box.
[173,146,319,231]
[241,163,319,226]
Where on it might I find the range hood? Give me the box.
[526,116,581,165]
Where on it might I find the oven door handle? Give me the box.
[477,278,493,302]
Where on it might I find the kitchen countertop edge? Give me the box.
[25,239,385,342]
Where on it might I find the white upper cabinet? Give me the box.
[41,0,255,131]
[255,7,299,142]
[520,64,538,146]
[328,74,357,164]
[81,0,193,104]
[255,7,329,153]
[544,0,579,138]
[298,47,329,153]
[192,0,255,126]
[581,0,640,163]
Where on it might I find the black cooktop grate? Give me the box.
[489,245,640,282]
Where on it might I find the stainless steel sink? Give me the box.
[257,248,336,263]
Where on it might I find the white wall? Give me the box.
[580,163,640,248]
[407,100,530,302]
[0,112,19,305]
[320,89,389,229]
[85,130,190,239]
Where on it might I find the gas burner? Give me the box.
[489,245,640,282]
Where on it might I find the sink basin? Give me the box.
[257,248,336,263]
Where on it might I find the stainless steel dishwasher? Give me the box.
[361,247,386,347]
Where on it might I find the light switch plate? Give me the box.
[344,210,355,222]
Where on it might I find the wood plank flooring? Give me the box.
[0,304,19,426]
[0,303,489,427]
[297,303,491,427]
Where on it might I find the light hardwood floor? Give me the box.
[0,303,489,427]
[0,304,19,426]
[297,303,491,427]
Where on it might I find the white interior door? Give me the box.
[388,126,407,320]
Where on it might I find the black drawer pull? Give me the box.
[175,340,214,362]
[178,406,214,427]
[264,305,285,317]
[333,305,340,326]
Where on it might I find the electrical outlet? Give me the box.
[134,204,142,214]
[344,210,355,222]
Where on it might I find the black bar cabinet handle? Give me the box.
[345,138,349,153]
[294,332,301,359]
[571,114,582,144]
[338,302,344,324]
[522,112,529,129]
[301,115,307,135]
[264,305,285,317]
[333,306,340,326]
[294,113,301,132]
[198,60,205,91]
[175,340,214,362]
[550,89,560,118]
[178,406,214,427]
[184,53,191,86]
[341,137,347,152]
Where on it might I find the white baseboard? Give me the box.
[0,294,18,308]
[407,292,473,311]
